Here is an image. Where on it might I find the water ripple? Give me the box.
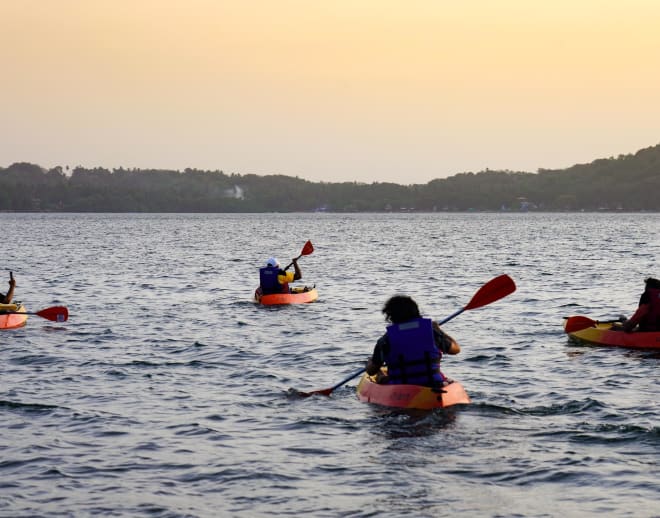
[1,212,658,517]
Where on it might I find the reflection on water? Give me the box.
[368,407,461,439]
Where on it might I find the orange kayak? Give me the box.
[564,318,660,350]
[356,370,471,410]
[254,286,318,305]
[0,303,28,330]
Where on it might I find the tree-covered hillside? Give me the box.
[1,144,658,211]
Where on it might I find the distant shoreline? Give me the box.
[2,144,659,211]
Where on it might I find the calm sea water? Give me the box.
[1,212,658,517]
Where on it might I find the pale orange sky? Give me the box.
[2,0,659,183]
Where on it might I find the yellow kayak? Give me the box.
[356,368,471,410]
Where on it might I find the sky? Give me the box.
[2,0,659,184]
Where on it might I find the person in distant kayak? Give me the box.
[365,295,460,386]
[1,272,16,304]
[621,277,660,332]
[257,256,302,295]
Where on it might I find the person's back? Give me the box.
[258,257,302,295]
[637,278,660,332]
[259,264,284,295]
[384,317,444,387]
[623,277,660,332]
[366,295,460,387]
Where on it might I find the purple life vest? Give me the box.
[259,266,287,295]
[384,317,444,387]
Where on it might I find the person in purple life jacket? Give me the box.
[257,256,302,296]
[365,295,460,387]
[1,272,16,304]
[621,277,660,332]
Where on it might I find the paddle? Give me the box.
[284,240,314,270]
[296,274,516,397]
[564,315,620,333]
[4,271,15,302]
[2,306,69,322]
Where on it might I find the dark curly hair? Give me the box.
[382,295,421,324]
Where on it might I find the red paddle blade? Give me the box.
[36,306,69,322]
[300,240,314,256]
[564,315,596,333]
[464,274,516,311]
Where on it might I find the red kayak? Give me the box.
[356,369,471,410]
[254,286,318,305]
[564,316,660,350]
[0,303,28,330]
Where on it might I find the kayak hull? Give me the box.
[255,287,318,305]
[356,371,471,410]
[0,303,28,330]
[564,319,660,350]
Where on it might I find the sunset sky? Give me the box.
[2,0,659,183]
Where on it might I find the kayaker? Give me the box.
[257,256,302,295]
[1,272,16,304]
[365,295,460,386]
[621,277,660,332]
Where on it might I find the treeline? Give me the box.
[1,144,659,212]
